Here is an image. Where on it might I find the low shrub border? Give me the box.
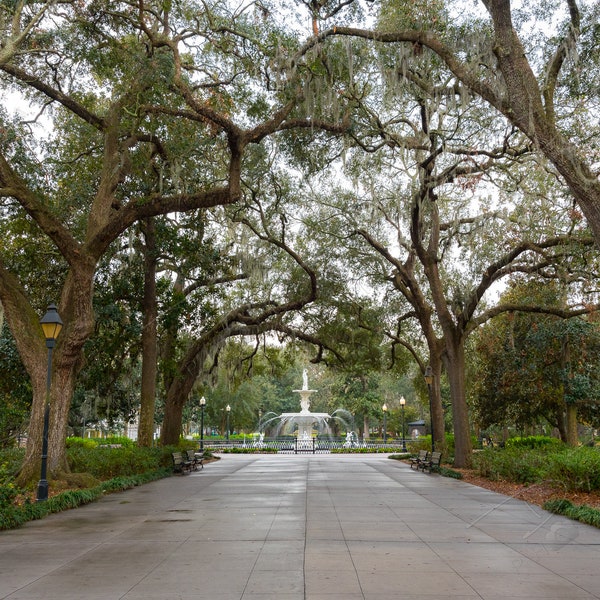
[543,498,600,528]
[331,447,404,454]
[0,467,171,532]
[220,447,278,454]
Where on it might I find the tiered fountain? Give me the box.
[256,370,355,450]
[279,369,330,448]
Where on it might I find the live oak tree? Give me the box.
[304,31,599,465]
[3,0,598,478]
[0,1,349,482]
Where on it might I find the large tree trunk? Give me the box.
[565,402,578,447]
[443,338,472,468]
[161,398,186,446]
[3,263,96,485]
[161,362,198,445]
[14,360,47,484]
[17,335,90,483]
[138,219,158,447]
[427,353,445,454]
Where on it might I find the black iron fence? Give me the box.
[202,438,411,454]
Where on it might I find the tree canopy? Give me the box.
[1,0,600,474]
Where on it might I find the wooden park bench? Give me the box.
[420,451,442,473]
[186,449,204,471]
[410,450,429,470]
[172,451,193,474]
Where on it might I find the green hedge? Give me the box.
[220,447,278,454]
[66,445,169,478]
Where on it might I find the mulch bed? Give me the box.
[453,468,600,509]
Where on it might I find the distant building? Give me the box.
[407,420,427,438]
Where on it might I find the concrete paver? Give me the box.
[1,454,600,599]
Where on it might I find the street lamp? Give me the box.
[37,303,63,502]
[382,403,388,444]
[225,404,231,441]
[199,396,206,452]
[424,365,435,452]
[400,396,407,452]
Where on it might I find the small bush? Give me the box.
[388,454,410,461]
[0,448,25,481]
[505,436,563,450]
[0,482,20,512]
[67,445,167,478]
[546,447,600,492]
[66,437,99,449]
[439,467,463,479]
[472,447,546,484]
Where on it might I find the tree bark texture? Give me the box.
[565,403,579,447]
[442,338,472,468]
[427,354,446,455]
[160,354,200,445]
[138,219,158,447]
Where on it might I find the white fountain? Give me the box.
[277,369,331,448]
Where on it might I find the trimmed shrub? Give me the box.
[66,445,167,478]
[546,447,600,492]
[505,436,563,450]
[472,447,547,484]
[388,454,410,461]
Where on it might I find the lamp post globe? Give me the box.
[382,403,388,444]
[37,303,63,502]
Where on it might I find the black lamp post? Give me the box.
[382,403,388,444]
[225,404,231,441]
[37,303,63,502]
[400,396,407,452]
[199,396,206,452]
[424,365,435,452]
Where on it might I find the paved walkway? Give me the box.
[1,454,600,599]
